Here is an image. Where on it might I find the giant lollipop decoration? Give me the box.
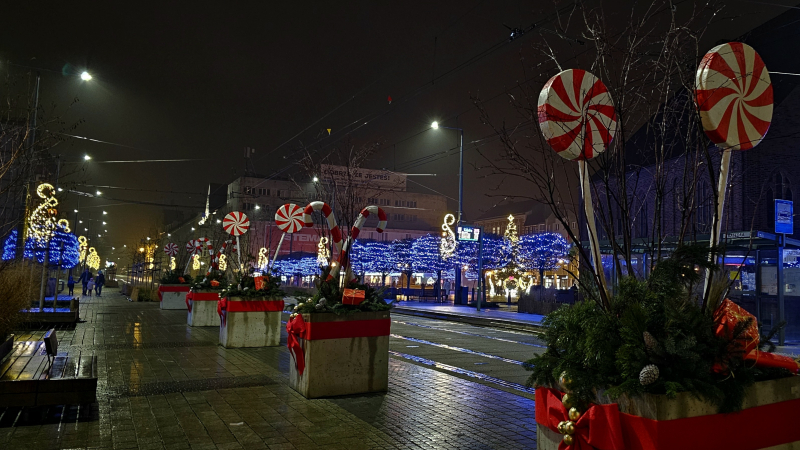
[267,204,305,271]
[695,42,773,298]
[222,211,250,269]
[538,69,617,293]
[164,243,178,257]
[183,239,199,274]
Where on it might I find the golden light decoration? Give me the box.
[57,219,71,233]
[440,213,456,258]
[218,254,227,271]
[86,247,100,270]
[317,237,329,265]
[257,247,268,268]
[192,254,200,270]
[26,183,59,244]
[170,256,176,270]
[78,236,88,262]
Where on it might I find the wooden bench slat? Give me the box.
[41,355,67,381]
[53,351,80,380]
[16,355,48,381]
[76,356,93,379]
[0,342,41,379]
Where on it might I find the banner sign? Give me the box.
[775,199,793,235]
[320,164,406,190]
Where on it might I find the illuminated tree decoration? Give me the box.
[22,223,80,268]
[78,236,88,262]
[412,234,449,274]
[192,254,200,270]
[272,255,320,277]
[317,237,330,266]
[86,247,101,270]
[25,183,59,245]
[218,254,227,271]
[2,230,17,261]
[440,214,456,258]
[170,256,176,270]
[518,232,571,273]
[257,247,268,269]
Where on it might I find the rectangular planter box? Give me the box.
[537,376,800,450]
[159,284,191,310]
[218,297,283,348]
[289,310,390,399]
[187,290,221,327]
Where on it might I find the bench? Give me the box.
[0,331,97,407]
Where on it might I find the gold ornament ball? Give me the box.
[561,393,574,409]
[564,421,575,435]
[568,407,581,421]
[559,371,573,390]
[557,421,568,434]
[563,434,574,445]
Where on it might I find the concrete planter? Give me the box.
[159,284,191,310]
[218,297,283,348]
[288,310,390,399]
[186,289,221,327]
[537,376,800,449]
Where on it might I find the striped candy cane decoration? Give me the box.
[206,240,233,277]
[303,201,343,279]
[331,206,388,283]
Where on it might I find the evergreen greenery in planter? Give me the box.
[191,273,228,290]
[526,245,797,413]
[291,267,391,316]
[222,274,284,299]
[160,270,190,285]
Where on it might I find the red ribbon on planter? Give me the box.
[285,314,390,376]
[536,387,800,450]
[217,298,284,326]
[185,291,220,313]
[158,285,190,302]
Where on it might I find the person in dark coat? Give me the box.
[95,270,105,296]
[78,269,92,296]
[67,275,75,296]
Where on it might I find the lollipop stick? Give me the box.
[702,148,731,299]
[183,255,194,275]
[579,160,607,293]
[268,233,286,271]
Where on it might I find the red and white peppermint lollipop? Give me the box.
[538,69,617,160]
[186,240,198,255]
[222,211,250,236]
[275,203,304,233]
[164,243,178,256]
[695,42,773,150]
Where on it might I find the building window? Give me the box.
[267,189,271,196]
[258,188,267,196]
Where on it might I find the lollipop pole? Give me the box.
[579,160,607,293]
[702,149,732,300]
[268,233,287,271]
[235,236,243,270]
[183,255,194,275]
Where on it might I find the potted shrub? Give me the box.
[217,274,285,348]
[158,270,192,310]
[187,274,227,327]
[529,247,800,449]
[286,268,392,399]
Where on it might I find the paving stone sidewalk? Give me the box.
[0,296,537,449]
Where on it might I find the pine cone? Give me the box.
[643,331,658,353]
[639,364,660,386]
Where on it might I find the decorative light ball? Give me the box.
[563,434,574,446]
[568,407,581,421]
[639,364,660,386]
[293,305,299,312]
[564,421,575,435]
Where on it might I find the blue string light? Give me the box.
[2,230,18,261]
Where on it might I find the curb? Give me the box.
[391,306,545,334]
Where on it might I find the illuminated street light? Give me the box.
[96,191,102,196]
[255,205,260,210]
[74,209,78,213]
[313,176,319,182]
[84,155,91,161]
[431,121,439,129]
[81,71,92,81]
[102,211,107,215]
[102,222,106,225]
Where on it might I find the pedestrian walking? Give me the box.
[86,277,95,298]
[96,270,105,296]
[78,268,91,296]
[67,275,75,296]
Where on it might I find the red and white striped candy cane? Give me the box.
[196,237,214,256]
[302,201,343,279]
[331,205,388,283]
[206,239,233,277]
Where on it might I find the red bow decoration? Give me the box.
[217,298,228,325]
[286,314,307,375]
[713,299,799,374]
[536,388,625,450]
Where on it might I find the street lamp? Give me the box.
[83,155,91,161]
[312,176,319,182]
[102,211,107,215]
[81,71,92,81]
[431,120,465,304]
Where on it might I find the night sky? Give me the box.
[1,1,794,259]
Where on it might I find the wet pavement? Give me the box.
[0,295,541,449]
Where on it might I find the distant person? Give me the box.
[78,269,91,296]
[86,277,95,298]
[96,270,105,296]
[67,275,75,296]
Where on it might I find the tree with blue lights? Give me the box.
[390,238,413,289]
[350,240,394,286]
[23,227,81,269]
[518,232,571,296]
[2,230,17,261]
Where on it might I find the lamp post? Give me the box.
[431,121,465,304]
